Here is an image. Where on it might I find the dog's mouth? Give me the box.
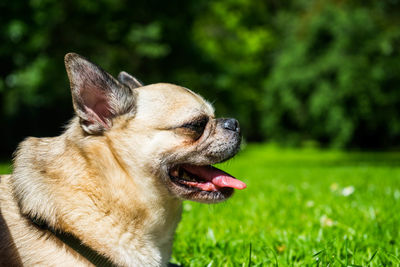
[168,164,246,203]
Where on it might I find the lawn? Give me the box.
[171,144,400,266]
[0,161,11,174]
[1,145,399,266]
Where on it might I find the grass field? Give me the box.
[0,161,11,174]
[170,144,400,266]
[1,145,399,266]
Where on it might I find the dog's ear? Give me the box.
[118,71,144,89]
[64,53,136,134]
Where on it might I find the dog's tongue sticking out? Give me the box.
[182,164,246,191]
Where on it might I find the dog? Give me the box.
[0,53,246,267]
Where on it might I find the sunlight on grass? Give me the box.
[171,144,400,266]
[1,145,399,266]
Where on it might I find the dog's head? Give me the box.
[64,53,246,203]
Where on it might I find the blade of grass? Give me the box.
[366,250,378,265]
[247,243,252,267]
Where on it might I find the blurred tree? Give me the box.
[0,0,204,156]
[1,0,400,156]
[262,0,400,148]
[186,0,277,141]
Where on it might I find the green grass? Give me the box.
[171,144,400,266]
[0,162,11,174]
[1,145,399,266]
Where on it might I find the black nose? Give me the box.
[223,118,240,133]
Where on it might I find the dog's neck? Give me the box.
[11,118,183,267]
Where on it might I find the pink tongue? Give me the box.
[181,164,246,190]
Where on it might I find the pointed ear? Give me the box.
[64,53,136,134]
[118,71,144,89]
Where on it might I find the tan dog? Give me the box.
[0,53,246,267]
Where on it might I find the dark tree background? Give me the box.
[1,0,400,157]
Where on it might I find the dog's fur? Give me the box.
[0,53,242,266]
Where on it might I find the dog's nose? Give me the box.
[223,118,240,133]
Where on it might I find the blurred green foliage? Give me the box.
[263,1,400,148]
[1,0,400,155]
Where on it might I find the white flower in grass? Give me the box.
[341,186,355,196]
[306,200,315,207]
[320,215,334,227]
[394,190,400,200]
[183,203,192,211]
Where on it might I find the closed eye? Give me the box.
[181,116,209,139]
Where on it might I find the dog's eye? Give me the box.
[182,121,206,132]
[181,117,208,139]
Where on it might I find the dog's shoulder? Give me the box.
[11,134,75,228]
[14,135,66,162]
[0,174,93,266]
[13,133,78,182]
